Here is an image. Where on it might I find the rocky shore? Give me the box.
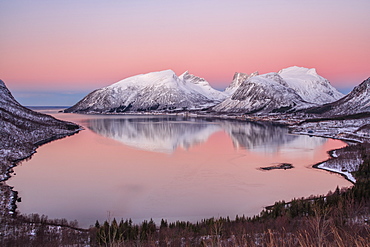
[0,79,82,218]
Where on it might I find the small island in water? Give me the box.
[260,163,294,171]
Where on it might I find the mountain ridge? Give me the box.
[213,72,315,114]
[65,70,226,113]
[65,66,348,115]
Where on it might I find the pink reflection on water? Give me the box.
[9,112,352,228]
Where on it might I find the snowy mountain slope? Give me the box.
[224,72,259,96]
[65,70,226,113]
[213,73,315,114]
[0,80,80,180]
[65,66,345,115]
[278,66,344,104]
[179,71,227,101]
[305,77,370,116]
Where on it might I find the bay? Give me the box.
[8,109,352,228]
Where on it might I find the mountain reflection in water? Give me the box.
[87,117,325,154]
[9,112,351,228]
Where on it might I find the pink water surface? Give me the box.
[9,110,352,228]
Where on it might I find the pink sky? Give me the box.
[1,0,369,97]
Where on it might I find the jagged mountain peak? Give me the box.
[179,71,210,87]
[179,71,227,101]
[352,77,370,94]
[232,72,249,81]
[214,73,313,114]
[0,80,19,105]
[225,71,259,96]
[215,66,343,114]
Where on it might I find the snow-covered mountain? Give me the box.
[65,66,345,115]
[278,66,344,104]
[0,80,80,180]
[213,72,315,114]
[305,77,370,116]
[65,70,227,113]
[213,66,343,114]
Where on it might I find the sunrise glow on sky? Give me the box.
[1,0,369,105]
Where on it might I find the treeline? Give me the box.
[259,148,369,221]
[93,193,369,246]
[0,214,89,247]
[93,151,370,246]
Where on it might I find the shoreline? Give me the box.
[0,128,82,217]
[60,110,365,185]
[2,110,367,230]
[62,111,367,185]
[293,131,364,184]
[312,156,356,184]
[1,128,82,183]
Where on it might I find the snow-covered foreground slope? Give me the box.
[314,143,370,184]
[65,70,227,113]
[0,80,80,181]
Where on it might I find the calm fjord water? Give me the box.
[9,109,352,228]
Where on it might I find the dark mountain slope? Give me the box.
[0,79,80,180]
[305,77,370,116]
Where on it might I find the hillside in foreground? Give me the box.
[0,80,81,180]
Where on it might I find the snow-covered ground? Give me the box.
[290,117,370,143]
[317,162,357,183]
